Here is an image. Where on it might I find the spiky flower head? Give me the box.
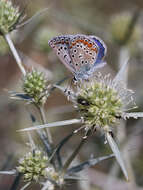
[110,12,141,46]
[17,150,49,182]
[70,71,136,132]
[23,70,50,105]
[17,150,64,186]
[75,76,122,128]
[0,0,23,35]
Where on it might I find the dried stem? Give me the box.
[62,134,89,175]
[4,33,26,76]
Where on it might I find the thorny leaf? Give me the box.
[106,132,129,181]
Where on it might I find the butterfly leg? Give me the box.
[63,78,74,99]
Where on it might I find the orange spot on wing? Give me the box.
[72,42,76,46]
[87,43,93,48]
[79,39,84,43]
[91,48,98,53]
[84,41,88,45]
[75,39,84,44]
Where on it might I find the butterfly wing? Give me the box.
[90,35,107,64]
[69,34,99,73]
[49,34,107,80]
[48,35,75,73]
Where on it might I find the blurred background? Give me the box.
[0,0,143,189]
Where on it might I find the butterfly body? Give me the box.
[49,34,107,81]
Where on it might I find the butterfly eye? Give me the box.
[74,49,77,53]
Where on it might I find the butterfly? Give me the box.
[48,34,107,81]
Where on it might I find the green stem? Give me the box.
[4,33,26,76]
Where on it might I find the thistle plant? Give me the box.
[74,76,123,129]
[0,0,26,76]
[17,150,49,182]
[16,149,65,188]
[21,60,143,182]
[0,1,143,190]
[0,134,113,189]
[0,0,22,35]
[23,70,51,105]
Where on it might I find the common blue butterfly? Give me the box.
[48,34,107,81]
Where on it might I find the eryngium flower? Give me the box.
[76,78,123,128]
[70,68,137,132]
[17,150,64,186]
[23,70,50,105]
[17,150,49,182]
[0,0,22,35]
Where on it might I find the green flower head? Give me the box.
[76,80,122,128]
[0,0,23,35]
[70,71,136,132]
[23,70,50,105]
[17,150,64,186]
[17,150,49,182]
